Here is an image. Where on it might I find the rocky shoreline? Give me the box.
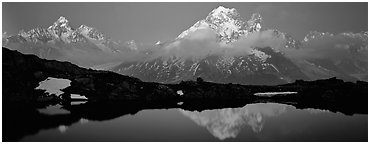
[2,47,368,141]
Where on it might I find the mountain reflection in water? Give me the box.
[179,103,289,140]
[19,102,367,142]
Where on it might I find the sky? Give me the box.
[2,2,368,44]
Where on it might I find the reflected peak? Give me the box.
[180,103,289,140]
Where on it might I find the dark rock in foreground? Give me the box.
[2,47,368,141]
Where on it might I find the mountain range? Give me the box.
[3,16,142,67]
[3,6,367,85]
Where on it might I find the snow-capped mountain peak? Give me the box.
[48,16,72,31]
[56,16,68,24]
[78,25,94,33]
[16,27,53,43]
[206,6,239,22]
[176,6,263,44]
[4,16,123,54]
[76,24,106,41]
[47,16,73,39]
[205,6,248,43]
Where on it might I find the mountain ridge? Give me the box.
[2,6,367,84]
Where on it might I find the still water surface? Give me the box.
[24,77,367,141]
[22,103,367,142]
